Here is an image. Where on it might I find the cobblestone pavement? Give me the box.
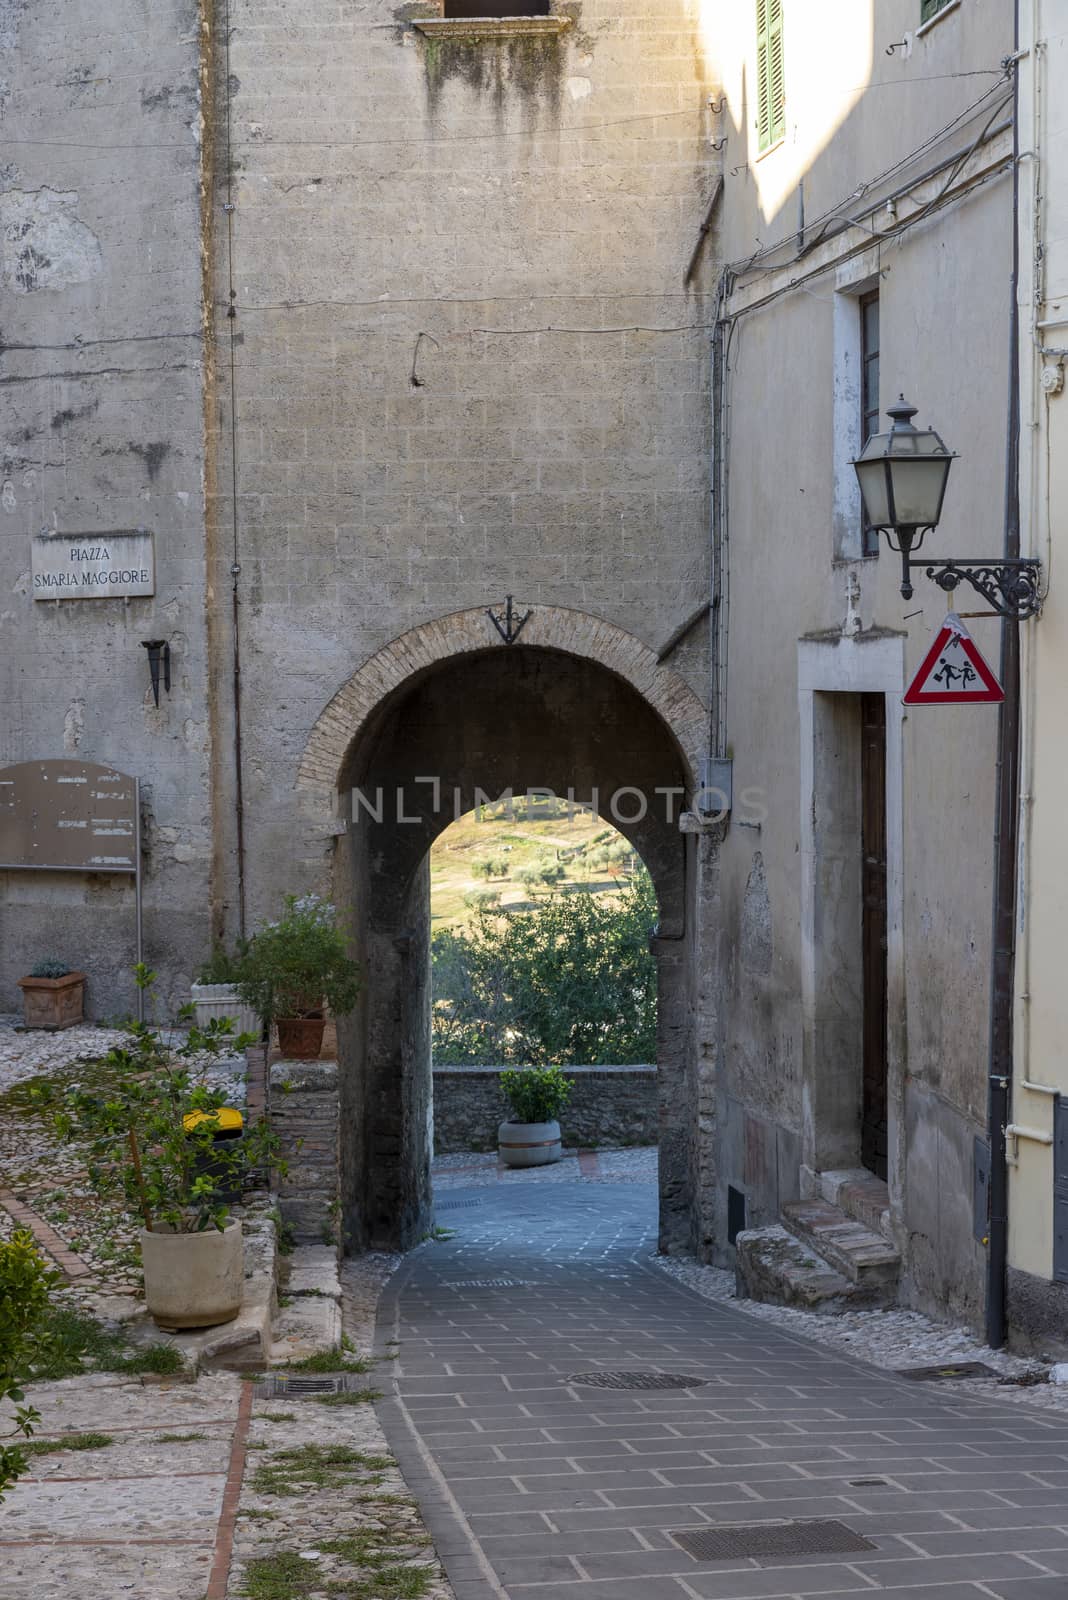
[375,1180,1068,1600]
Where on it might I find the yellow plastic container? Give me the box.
[182,1107,244,1135]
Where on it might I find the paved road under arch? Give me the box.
[373,1181,1068,1600]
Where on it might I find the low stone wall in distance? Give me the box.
[432,1065,657,1153]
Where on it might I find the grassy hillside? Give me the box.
[429,797,641,932]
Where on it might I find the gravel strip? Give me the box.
[653,1252,1068,1414]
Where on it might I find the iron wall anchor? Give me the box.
[486,595,532,645]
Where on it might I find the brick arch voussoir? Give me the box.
[296,606,707,814]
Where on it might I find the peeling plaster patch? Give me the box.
[1,479,15,512]
[566,75,591,101]
[1,188,103,293]
[0,0,27,55]
[740,850,773,977]
[11,570,29,595]
[63,698,85,752]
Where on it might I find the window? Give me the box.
[920,0,955,21]
[860,289,880,556]
[444,0,548,13]
[756,0,785,153]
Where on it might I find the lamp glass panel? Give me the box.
[854,456,891,526]
[886,455,950,526]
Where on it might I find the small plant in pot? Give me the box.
[498,1065,575,1168]
[190,939,259,1040]
[36,965,277,1331]
[238,894,360,1060]
[17,960,85,1031]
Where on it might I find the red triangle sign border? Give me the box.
[903,614,1004,706]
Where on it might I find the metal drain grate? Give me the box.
[435,1198,483,1211]
[897,1361,998,1381]
[567,1370,708,1391]
[670,1520,876,1561]
[259,1374,373,1399]
[444,1278,532,1289]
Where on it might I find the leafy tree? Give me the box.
[432,874,657,1065]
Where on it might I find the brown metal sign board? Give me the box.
[0,760,137,872]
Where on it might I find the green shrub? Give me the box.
[28,959,72,979]
[0,1232,62,1501]
[432,874,657,1065]
[500,1065,574,1124]
[238,894,360,1024]
[195,940,250,985]
[37,965,277,1235]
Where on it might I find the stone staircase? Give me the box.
[735,1169,900,1315]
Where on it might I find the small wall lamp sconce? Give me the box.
[141,639,171,707]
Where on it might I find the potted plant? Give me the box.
[17,960,85,1030]
[238,894,360,1060]
[190,940,259,1040]
[37,965,277,1331]
[498,1065,575,1168]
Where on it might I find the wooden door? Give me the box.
[860,693,888,1180]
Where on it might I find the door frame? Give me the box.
[797,632,905,1220]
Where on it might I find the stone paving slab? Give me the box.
[374,1181,1068,1600]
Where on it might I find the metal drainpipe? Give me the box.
[985,0,1022,1351]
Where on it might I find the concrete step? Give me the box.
[734,1225,858,1315]
[781,1197,900,1301]
[819,1168,893,1241]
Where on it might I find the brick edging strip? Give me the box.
[0,1187,92,1278]
[205,1379,253,1600]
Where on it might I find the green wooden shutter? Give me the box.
[757,0,785,153]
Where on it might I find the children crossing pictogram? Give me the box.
[903,614,1004,706]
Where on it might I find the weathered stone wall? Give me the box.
[432,1064,657,1152]
[269,1059,340,1246]
[0,0,215,1018]
[211,0,718,932]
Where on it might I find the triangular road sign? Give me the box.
[903,614,1004,706]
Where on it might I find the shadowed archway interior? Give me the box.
[332,644,700,1255]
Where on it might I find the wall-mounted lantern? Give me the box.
[853,396,1041,619]
[141,639,171,707]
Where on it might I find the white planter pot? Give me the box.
[140,1219,244,1331]
[498,1118,562,1168]
[190,982,260,1043]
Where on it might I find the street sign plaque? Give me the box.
[903,614,1004,706]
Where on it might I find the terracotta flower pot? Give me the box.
[17,972,85,1030]
[277,1015,325,1059]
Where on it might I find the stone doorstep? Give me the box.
[781,1197,901,1289]
[267,1240,343,1364]
[734,1225,857,1315]
[819,1167,894,1240]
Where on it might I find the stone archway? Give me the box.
[297,609,710,1257]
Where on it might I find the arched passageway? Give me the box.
[302,613,708,1256]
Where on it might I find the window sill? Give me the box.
[916,0,961,40]
[413,16,572,37]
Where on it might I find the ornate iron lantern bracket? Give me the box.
[486,595,532,645]
[910,557,1042,620]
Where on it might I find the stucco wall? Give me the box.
[432,1064,658,1152]
[706,0,1015,1329]
[0,0,214,1017]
